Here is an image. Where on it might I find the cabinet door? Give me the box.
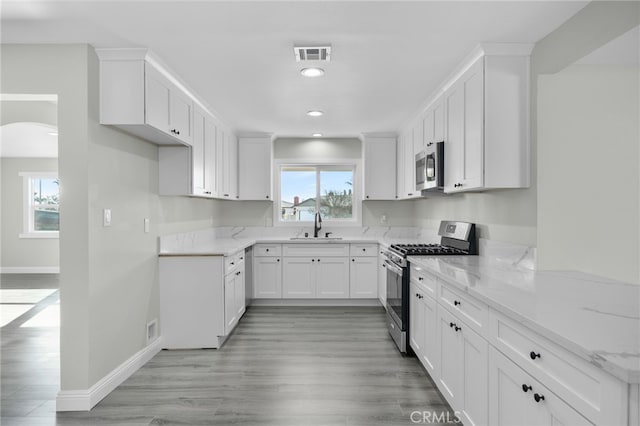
[378,253,387,306]
[444,80,464,193]
[239,138,272,200]
[203,118,217,196]
[228,133,238,199]
[459,322,489,426]
[169,89,193,145]
[423,108,434,146]
[438,306,462,407]
[461,59,484,190]
[253,257,282,298]
[421,294,439,378]
[282,257,315,298]
[235,269,245,318]
[489,348,592,426]
[224,273,237,334]
[396,133,404,199]
[404,129,416,198]
[413,118,424,156]
[216,127,230,198]
[192,110,206,195]
[409,284,425,356]
[145,66,170,132]
[363,138,397,200]
[349,256,378,298]
[433,98,445,143]
[316,257,350,298]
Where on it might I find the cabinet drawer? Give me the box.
[349,243,378,257]
[224,250,244,275]
[410,263,437,298]
[283,244,349,257]
[439,281,489,338]
[489,310,626,426]
[253,244,282,257]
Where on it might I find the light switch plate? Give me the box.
[103,209,111,227]
[144,218,150,233]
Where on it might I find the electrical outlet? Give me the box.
[380,214,388,225]
[146,319,158,344]
[103,209,111,227]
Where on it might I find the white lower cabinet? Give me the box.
[282,257,316,298]
[349,256,377,298]
[159,250,245,349]
[378,250,387,307]
[410,281,439,378]
[437,305,489,426]
[253,256,282,298]
[282,257,350,298]
[489,347,592,426]
[317,257,350,298]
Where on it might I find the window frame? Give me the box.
[274,159,361,227]
[19,172,59,239]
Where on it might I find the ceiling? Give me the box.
[1,122,58,158]
[1,1,588,139]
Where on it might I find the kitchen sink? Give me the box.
[289,237,343,241]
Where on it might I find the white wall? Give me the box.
[538,64,638,283]
[1,157,59,270]
[533,2,639,284]
[1,44,226,392]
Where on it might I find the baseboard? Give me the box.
[251,298,382,307]
[0,266,60,274]
[56,337,163,412]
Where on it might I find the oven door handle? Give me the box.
[384,259,403,276]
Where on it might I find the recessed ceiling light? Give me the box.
[312,133,323,137]
[300,67,325,77]
[307,110,324,117]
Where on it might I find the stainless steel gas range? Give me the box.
[383,221,477,353]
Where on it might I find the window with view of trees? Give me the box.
[20,173,59,237]
[279,165,355,223]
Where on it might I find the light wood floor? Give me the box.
[3,286,455,425]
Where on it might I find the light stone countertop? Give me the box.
[407,255,640,384]
[158,226,439,257]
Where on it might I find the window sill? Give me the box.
[19,232,59,239]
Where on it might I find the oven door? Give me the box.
[385,259,404,328]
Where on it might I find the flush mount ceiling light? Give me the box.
[306,110,324,117]
[300,67,325,77]
[47,132,58,136]
[312,133,323,137]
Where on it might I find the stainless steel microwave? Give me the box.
[415,141,444,191]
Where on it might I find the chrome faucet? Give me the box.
[314,212,322,238]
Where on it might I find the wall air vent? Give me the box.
[294,45,331,62]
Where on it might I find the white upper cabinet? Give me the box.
[238,136,273,201]
[399,44,532,195]
[96,48,195,146]
[396,133,405,200]
[362,135,396,200]
[217,128,238,199]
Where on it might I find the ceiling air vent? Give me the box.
[294,45,331,62]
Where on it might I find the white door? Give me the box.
[349,256,378,298]
[460,323,489,426]
[282,257,315,298]
[192,110,206,195]
[461,58,484,190]
[422,294,439,378]
[438,307,462,408]
[396,133,405,199]
[235,269,245,318]
[423,108,435,146]
[253,257,282,298]
[444,80,464,193]
[239,138,271,200]
[203,118,217,196]
[316,257,349,298]
[404,129,416,198]
[363,138,396,200]
[228,133,238,199]
[409,284,424,356]
[144,66,170,133]
[224,273,237,334]
[169,89,192,145]
[433,98,445,143]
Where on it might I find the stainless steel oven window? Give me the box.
[385,260,403,326]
